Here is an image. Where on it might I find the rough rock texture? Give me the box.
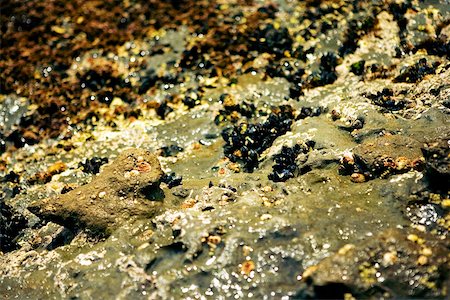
[0,200,27,253]
[353,134,424,178]
[422,138,450,187]
[28,149,164,236]
[1,0,449,298]
[302,228,450,299]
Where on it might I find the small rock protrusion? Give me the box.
[29,148,164,236]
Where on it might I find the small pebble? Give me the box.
[242,245,253,256]
[338,244,355,255]
[407,234,419,242]
[260,214,272,221]
[351,173,366,183]
[421,247,433,256]
[207,235,221,245]
[181,198,196,209]
[382,251,397,266]
[415,224,426,232]
[395,157,409,170]
[262,186,272,192]
[241,260,255,275]
[441,199,450,208]
[417,255,428,265]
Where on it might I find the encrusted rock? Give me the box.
[300,228,450,298]
[422,138,450,187]
[352,135,424,179]
[0,200,27,253]
[28,148,164,236]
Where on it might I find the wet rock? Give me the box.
[1,1,449,298]
[344,135,424,179]
[159,145,184,157]
[79,157,109,174]
[28,149,164,236]
[301,228,450,298]
[339,11,377,56]
[422,139,450,187]
[196,185,237,210]
[172,187,190,198]
[0,200,27,253]
[301,147,339,169]
[29,222,75,251]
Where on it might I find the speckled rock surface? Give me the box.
[29,148,164,236]
[353,134,424,177]
[302,228,450,298]
[1,0,449,299]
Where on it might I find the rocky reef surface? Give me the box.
[1,0,449,299]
